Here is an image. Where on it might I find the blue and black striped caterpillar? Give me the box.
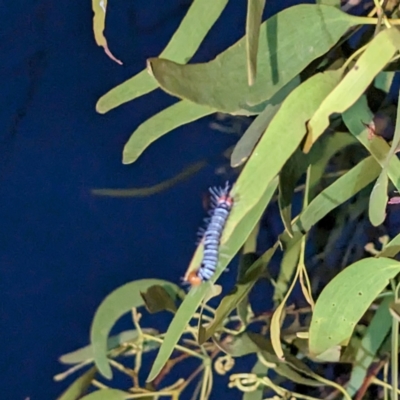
[186,182,233,286]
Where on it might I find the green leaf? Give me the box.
[249,333,323,387]
[90,279,181,379]
[56,366,96,400]
[246,0,266,85]
[123,101,213,164]
[236,252,259,325]
[92,0,122,65]
[374,71,396,93]
[277,155,380,293]
[147,177,279,382]
[140,285,178,314]
[80,389,129,400]
[60,329,157,364]
[380,233,400,258]
[296,155,381,234]
[273,236,302,303]
[369,169,388,226]
[346,295,392,397]
[200,243,279,343]
[309,257,400,355]
[384,87,400,168]
[147,5,360,114]
[230,75,300,167]
[305,28,400,152]
[278,149,309,236]
[96,0,229,113]
[343,95,400,190]
[224,70,343,242]
[316,0,340,7]
[308,131,357,201]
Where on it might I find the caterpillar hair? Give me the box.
[186,181,233,286]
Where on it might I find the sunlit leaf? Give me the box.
[90,279,181,379]
[379,232,400,258]
[309,257,400,355]
[148,5,360,114]
[223,70,342,242]
[56,366,96,400]
[92,0,122,65]
[230,75,301,167]
[343,96,400,190]
[147,178,279,382]
[80,389,129,400]
[369,169,388,226]
[123,101,213,164]
[308,131,357,200]
[305,28,400,152]
[96,0,229,113]
[246,0,266,85]
[346,296,392,397]
[296,156,381,234]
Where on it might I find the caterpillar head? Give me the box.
[185,270,203,287]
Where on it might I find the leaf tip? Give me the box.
[98,361,113,380]
[96,98,107,114]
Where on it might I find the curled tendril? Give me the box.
[214,354,235,375]
[228,373,260,392]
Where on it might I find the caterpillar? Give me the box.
[186,182,233,286]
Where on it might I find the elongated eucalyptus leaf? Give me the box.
[343,96,400,191]
[369,169,388,226]
[57,366,96,400]
[223,70,343,242]
[308,132,357,200]
[345,295,392,397]
[147,178,279,382]
[246,0,266,85]
[60,330,141,364]
[309,257,400,355]
[231,75,301,167]
[123,101,213,164]
[148,5,360,113]
[96,0,229,113]
[296,156,380,234]
[91,279,181,379]
[306,28,400,152]
[80,389,129,400]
